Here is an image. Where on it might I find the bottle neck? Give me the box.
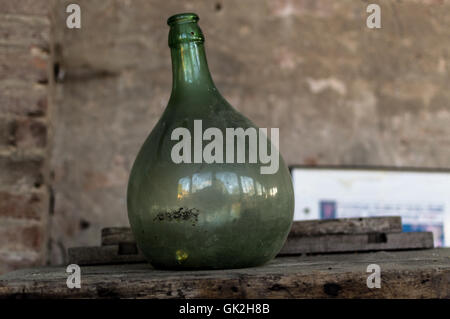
[170,42,216,97]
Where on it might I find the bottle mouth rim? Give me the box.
[167,13,199,26]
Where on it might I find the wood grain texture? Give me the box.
[68,245,144,265]
[288,217,402,237]
[68,221,432,265]
[280,232,434,255]
[1,249,449,299]
[99,217,404,247]
[101,227,135,246]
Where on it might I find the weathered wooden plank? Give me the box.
[1,249,449,298]
[288,217,403,237]
[280,232,434,255]
[100,217,404,247]
[101,227,135,246]
[69,222,431,265]
[69,232,434,265]
[68,245,144,265]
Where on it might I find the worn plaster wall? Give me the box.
[49,0,450,264]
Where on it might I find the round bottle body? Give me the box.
[127,96,294,269]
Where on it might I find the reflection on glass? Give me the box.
[269,187,278,197]
[192,172,212,193]
[240,176,255,196]
[177,176,191,199]
[177,172,272,199]
[216,172,240,195]
[255,181,262,196]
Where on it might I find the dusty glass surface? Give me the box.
[127,13,294,269]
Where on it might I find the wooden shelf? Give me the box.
[0,248,448,298]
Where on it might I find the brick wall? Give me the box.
[0,1,52,274]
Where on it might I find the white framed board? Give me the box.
[291,166,450,247]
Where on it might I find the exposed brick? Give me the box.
[0,117,47,148]
[0,117,15,146]
[0,219,45,252]
[21,224,45,251]
[0,14,50,49]
[0,151,46,191]
[0,82,47,116]
[0,1,51,276]
[13,118,47,148]
[0,189,48,220]
[0,0,51,16]
[0,45,49,83]
[0,250,42,275]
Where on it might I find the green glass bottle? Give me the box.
[127,13,294,269]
